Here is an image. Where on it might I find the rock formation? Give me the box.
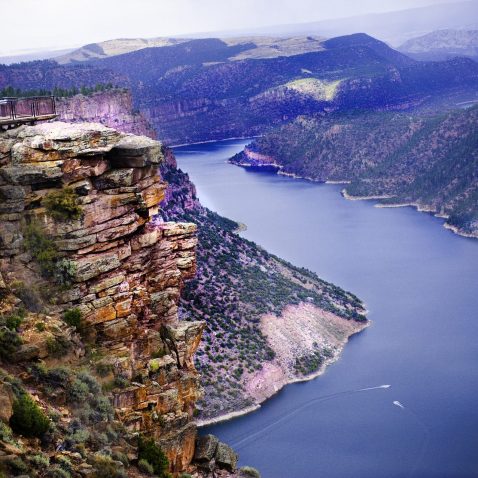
[0,121,206,474]
[55,90,157,140]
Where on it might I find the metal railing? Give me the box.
[0,96,56,123]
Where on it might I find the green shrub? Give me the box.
[6,457,29,475]
[47,335,71,358]
[138,437,169,477]
[23,221,75,286]
[29,453,50,470]
[56,455,73,472]
[0,328,22,361]
[138,459,154,475]
[240,466,261,478]
[4,313,23,331]
[9,393,50,438]
[0,422,14,444]
[111,451,129,467]
[63,308,82,329]
[91,455,126,478]
[95,362,113,377]
[35,322,46,332]
[43,188,82,221]
[45,466,71,478]
[23,221,59,276]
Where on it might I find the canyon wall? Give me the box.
[0,122,204,473]
[56,89,157,139]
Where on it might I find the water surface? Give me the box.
[174,139,478,478]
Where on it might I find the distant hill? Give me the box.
[55,35,327,64]
[223,1,478,46]
[54,37,186,64]
[399,29,478,61]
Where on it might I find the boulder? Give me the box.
[109,135,163,167]
[194,434,219,463]
[215,442,238,472]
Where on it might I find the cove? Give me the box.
[174,139,478,478]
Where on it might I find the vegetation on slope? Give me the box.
[161,159,365,418]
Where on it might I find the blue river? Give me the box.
[174,139,478,478]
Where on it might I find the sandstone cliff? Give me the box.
[55,90,157,140]
[0,122,243,477]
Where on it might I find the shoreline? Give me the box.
[197,319,369,428]
[229,156,477,241]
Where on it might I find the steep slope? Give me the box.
[399,29,478,61]
[160,154,367,420]
[231,106,478,237]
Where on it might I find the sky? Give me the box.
[0,0,469,55]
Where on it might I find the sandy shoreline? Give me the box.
[197,316,369,428]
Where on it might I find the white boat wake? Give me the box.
[230,384,391,449]
[393,400,405,409]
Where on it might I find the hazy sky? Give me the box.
[0,0,468,55]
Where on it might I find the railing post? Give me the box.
[10,99,15,120]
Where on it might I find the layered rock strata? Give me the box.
[0,121,203,472]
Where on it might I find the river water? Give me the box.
[174,139,478,478]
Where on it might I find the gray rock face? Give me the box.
[215,442,238,472]
[194,434,219,463]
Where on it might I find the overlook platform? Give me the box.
[0,96,57,130]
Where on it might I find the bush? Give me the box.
[23,221,59,276]
[138,437,169,477]
[9,393,50,438]
[0,422,14,444]
[138,459,154,475]
[56,455,73,472]
[0,327,22,361]
[47,335,71,358]
[63,308,82,329]
[240,466,261,478]
[4,313,23,331]
[23,221,76,286]
[43,188,82,221]
[91,455,126,478]
[29,453,50,470]
[45,466,71,478]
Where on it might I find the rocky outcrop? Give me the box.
[56,89,157,139]
[0,121,203,472]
